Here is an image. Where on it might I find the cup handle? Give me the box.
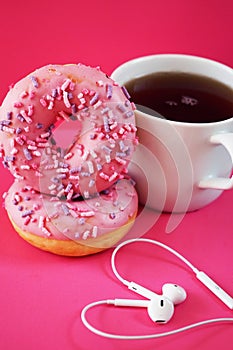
[199,133,233,190]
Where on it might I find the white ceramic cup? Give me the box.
[111,54,233,213]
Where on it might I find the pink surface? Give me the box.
[0,1,233,349]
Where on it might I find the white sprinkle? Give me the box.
[48,101,54,110]
[90,149,98,159]
[82,150,89,161]
[56,168,69,173]
[67,190,73,200]
[27,145,37,150]
[2,126,15,134]
[11,148,18,155]
[109,172,118,182]
[13,173,24,180]
[87,160,94,174]
[63,91,71,108]
[37,142,50,148]
[105,154,111,163]
[61,79,71,91]
[33,151,41,157]
[112,132,119,140]
[110,122,118,130]
[82,230,90,240]
[80,211,95,217]
[92,226,98,238]
[20,165,30,170]
[39,216,45,228]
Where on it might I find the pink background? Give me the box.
[0,0,233,349]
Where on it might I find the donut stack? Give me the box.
[0,64,138,256]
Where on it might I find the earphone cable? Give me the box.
[111,238,199,287]
[81,299,233,340]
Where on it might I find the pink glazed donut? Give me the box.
[4,178,138,256]
[0,64,137,197]
[0,64,138,256]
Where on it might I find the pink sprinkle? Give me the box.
[33,204,40,210]
[27,140,36,146]
[69,82,75,91]
[123,124,132,132]
[99,172,109,180]
[14,102,23,108]
[37,142,49,148]
[29,91,36,99]
[115,156,127,165]
[15,137,25,146]
[131,102,136,110]
[98,132,105,140]
[20,91,28,99]
[70,209,78,218]
[82,88,89,95]
[67,190,73,200]
[40,98,47,107]
[89,90,95,97]
[58,111,70,121]
[78,103,85,110]
[130,124,137,132]
[64,152,73,160]
[36,137,47,143]
[20,110,32,124]
[40,132,50,139]
[23,216,31,225]
[96,80,104,87]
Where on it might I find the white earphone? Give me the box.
[107,282,187,323]
[81,238,233,340]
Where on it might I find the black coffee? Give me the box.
[124,72,233,123]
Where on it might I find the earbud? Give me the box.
[108,282,187,323]
[162,283,187,305]
[128,281,187,305]
[107,295,174,323]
